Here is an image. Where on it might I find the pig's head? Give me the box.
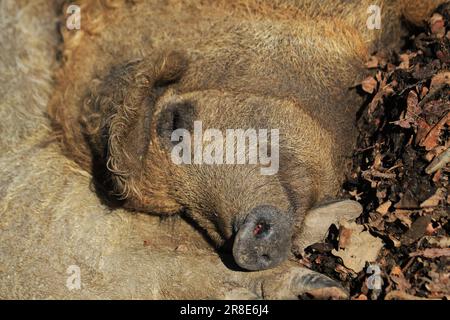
[81,52,353,271]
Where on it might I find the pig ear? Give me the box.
[81,51,188,200]
[294,200,362,254]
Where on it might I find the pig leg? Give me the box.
[236,261,348,299]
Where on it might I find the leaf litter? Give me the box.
[299,4,450,300]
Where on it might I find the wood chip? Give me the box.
[376,200,392,215]
[410,248,450,258]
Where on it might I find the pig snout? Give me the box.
[232,205,292,271]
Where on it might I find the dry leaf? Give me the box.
[420,86,429,99]
[430,71,450,90]
[406,90,420,117]
[393,118,412,129]
[424,145,447,162]
[401,216,431,245]
[420,188,445,207]
[398,54,410,69]
[365,56,379,69]
[389,266,411,291]
[332,221,384,273]
[425,222,438,235]
[419,113,449,150]
[424,236,450,248]
[430,13,445,38]
[415,118,432,145]
[425,147,450,174]
[395,191,419,209]
[368,78,394,114]
[425,271,449,299]
[394,210,413,228]
[398,52,418,70]
[361,76,378,94]
[376,200,392,215]
[338,224,353,249]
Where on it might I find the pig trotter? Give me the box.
[254,264,348,299]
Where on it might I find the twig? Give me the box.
[425,146,450,174]
[362,169,397,180]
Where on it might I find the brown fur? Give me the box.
[48,0,446,248]
[1,0,445,299]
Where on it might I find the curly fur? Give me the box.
[81,53,187,200]
[1,0,445,299]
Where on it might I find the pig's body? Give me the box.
[50,0,445,272]
[51,0,403,269]
[0,0,443,298]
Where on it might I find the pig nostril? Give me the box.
[253,221,270,237]
[253,224,263,235]
[261,254,271,263]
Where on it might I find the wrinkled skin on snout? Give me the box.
[233,205,293,270]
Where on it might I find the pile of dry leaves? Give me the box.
[302,6,450,300]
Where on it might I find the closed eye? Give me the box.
[156,101,196,147]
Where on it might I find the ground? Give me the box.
[299,8,450,300]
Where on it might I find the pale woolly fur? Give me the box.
[0,1,57,153]
[1,0,446,299]
[0,0,261,299]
